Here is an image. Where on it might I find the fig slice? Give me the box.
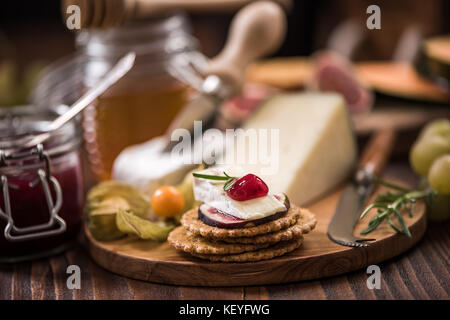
[198,194,290,229]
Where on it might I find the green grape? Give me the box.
[410,135,450,176]
[428,155,450,195]
[418,178,450,222]
[419,118,450,140]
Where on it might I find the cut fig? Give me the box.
[198,194,290,229]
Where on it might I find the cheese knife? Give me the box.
[327,128,397,247]
[162,1,286,152]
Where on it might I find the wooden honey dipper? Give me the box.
[62,0,291,29]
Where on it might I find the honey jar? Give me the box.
[78,14,197,181]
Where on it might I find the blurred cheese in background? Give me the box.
[113,92,357,207]
[226,92,357,205]
[112,85,273,196]
[113,136,197,197]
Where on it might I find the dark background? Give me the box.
[1,0,449,67]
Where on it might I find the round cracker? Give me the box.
[168,226,271,255]
[191,237,304,262]
[295,208,317,235]
[181,205,302,239]
[222,209,316,244]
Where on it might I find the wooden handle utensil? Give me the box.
[357,127,397,178]
[205,1,286,88]
[62,0,290,29]
[161,2,286,151]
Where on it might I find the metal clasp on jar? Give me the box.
[0,144,66,242]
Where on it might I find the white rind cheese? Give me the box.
[193,167,286,220]
[113,137,196,195]
[112,133,230,195]
[114,92,357,208]
[226,92,357,205]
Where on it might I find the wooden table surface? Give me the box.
[0,162,449,300]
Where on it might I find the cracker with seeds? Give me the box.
[296,208,317,234]
[182,205,302,239]
[222,209,316,244]
[191,237,304,262]
[168,227,271,255]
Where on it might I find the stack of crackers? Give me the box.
[168,204,317,262]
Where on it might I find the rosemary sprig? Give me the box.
[193,172,238,191]
[359,177,434,237]
[192,173,230,181]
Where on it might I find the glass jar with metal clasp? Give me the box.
[0,106,84,263]
[33,13,199,182]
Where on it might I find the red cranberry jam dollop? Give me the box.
[226,174,269,201]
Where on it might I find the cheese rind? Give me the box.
[226,92,357,205]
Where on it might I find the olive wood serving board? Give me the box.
[85,180,426,286]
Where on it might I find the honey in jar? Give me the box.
[83,78,190,181]
[77,14,198,181]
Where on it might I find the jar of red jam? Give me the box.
[0,106,84,263]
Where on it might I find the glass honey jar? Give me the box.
[77,14,197,181]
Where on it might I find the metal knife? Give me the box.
[328,128,397,247]
[162,1,286,152]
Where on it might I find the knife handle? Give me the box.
[357,128,397,180]
[205,1,286,89]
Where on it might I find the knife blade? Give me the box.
[162,90,220,153]
[327,182,376,247]
[327,128,397,247]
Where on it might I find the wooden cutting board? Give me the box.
[85,180,426,287]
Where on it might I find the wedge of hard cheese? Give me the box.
[227,92,357,205]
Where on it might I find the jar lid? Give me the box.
[76,13,194,58]
[0,105,80,158]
